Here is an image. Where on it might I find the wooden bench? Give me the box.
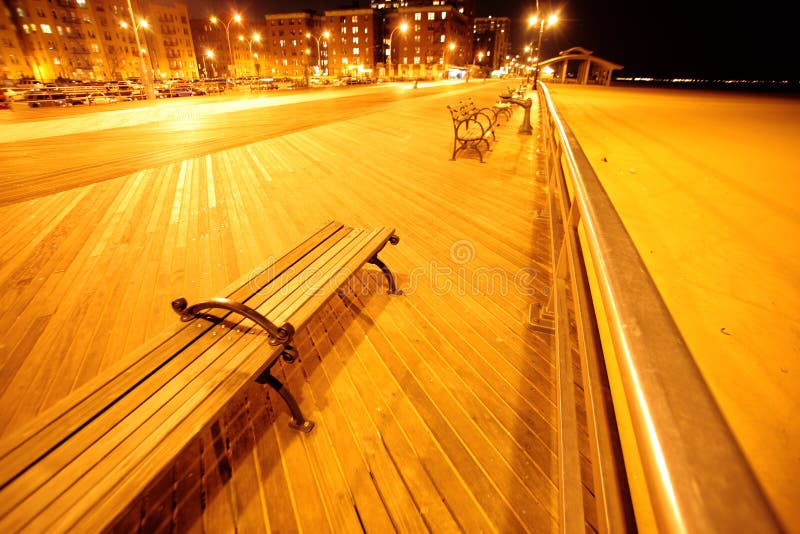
[492,100,513,122]
[447,100,497,162]
[460,97,505,129]
[0,220,399,532]
[507,84,527,99]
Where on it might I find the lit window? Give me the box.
[352,26,358,33]
[428,13,435,20]
[440,34,445,42]
[414,13,421,21]
[352,37,359,44]
[353,47,359,55]
[442,12,446,19]
[351,15,358,23]
[41,24,52,33]
[342,57,348,64]
[54,57,61,64]
[413,56,420,64]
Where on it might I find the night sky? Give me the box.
[187,0,796,80]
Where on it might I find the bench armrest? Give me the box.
[171,297,295,345]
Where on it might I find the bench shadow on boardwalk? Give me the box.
[0,81,571,531]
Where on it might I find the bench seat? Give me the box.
[0,220,399,532]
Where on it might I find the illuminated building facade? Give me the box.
[0,3,32,81]
[2,0,194,83]
[473,16,510,71]
[262,11,314,79]
[388,4,471,79]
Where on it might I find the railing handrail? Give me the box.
[538,82,782,533]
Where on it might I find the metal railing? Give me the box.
[534,82,783,533]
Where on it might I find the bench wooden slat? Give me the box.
[269,228,384,324]
[0,221,347,488]
[288,228,396,330]
[250,228,374,324]
[15,329,271,532]
[0,220,399,532]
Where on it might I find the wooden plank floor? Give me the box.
[0,82,566,532]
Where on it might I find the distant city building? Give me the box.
[139,0,196,81]
[263,9,381,80]
[473,16,510,71]
[262,11,314,79]
[191,16,265,79]
[0,3,31,81]
[2,0,510,84]
[2,0,195,83]
[369,0,475,18]
[323,9,380,78]
[387,4,471,78]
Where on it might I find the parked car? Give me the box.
[86,92,118,105]
[1,88,25,102]
[156,84,193,98]
[26,90,71,108]
[15,79,43,90]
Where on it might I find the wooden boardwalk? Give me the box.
[0,82,574,531]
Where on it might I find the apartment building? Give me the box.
[3,0,193,83]
[322,8,380,78]
[388,4,471,79]
[369,0,475,18]
[140,0,195,80]
[191,13,266,80]
[0,3,32,81]
[473,16,510,71]
[262,11,313,79]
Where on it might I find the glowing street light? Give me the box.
[305,31,330,75]
[210,13,242,80]
[122,1,155,99]
[387,22,408,79]
[202,49,214,78]
[528,12,558,88]
[238,33,261,76]
[441,42,456,78]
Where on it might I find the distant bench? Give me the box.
[447,99,500,162]
[0,220,400,532]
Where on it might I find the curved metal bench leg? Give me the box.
[369,255,403,295]
[369,235,402,294]
[256,366,315,433]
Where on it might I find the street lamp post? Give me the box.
[205,50,216,78]
[210,13,242,81]
[202,50,213,78]
[529,13,558,88]
[441,42,455,79]
[238,33,261,77]
[305,31,330,76]
[467,50,483,82]
[123,0,155,99]
[387,22,408,80]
